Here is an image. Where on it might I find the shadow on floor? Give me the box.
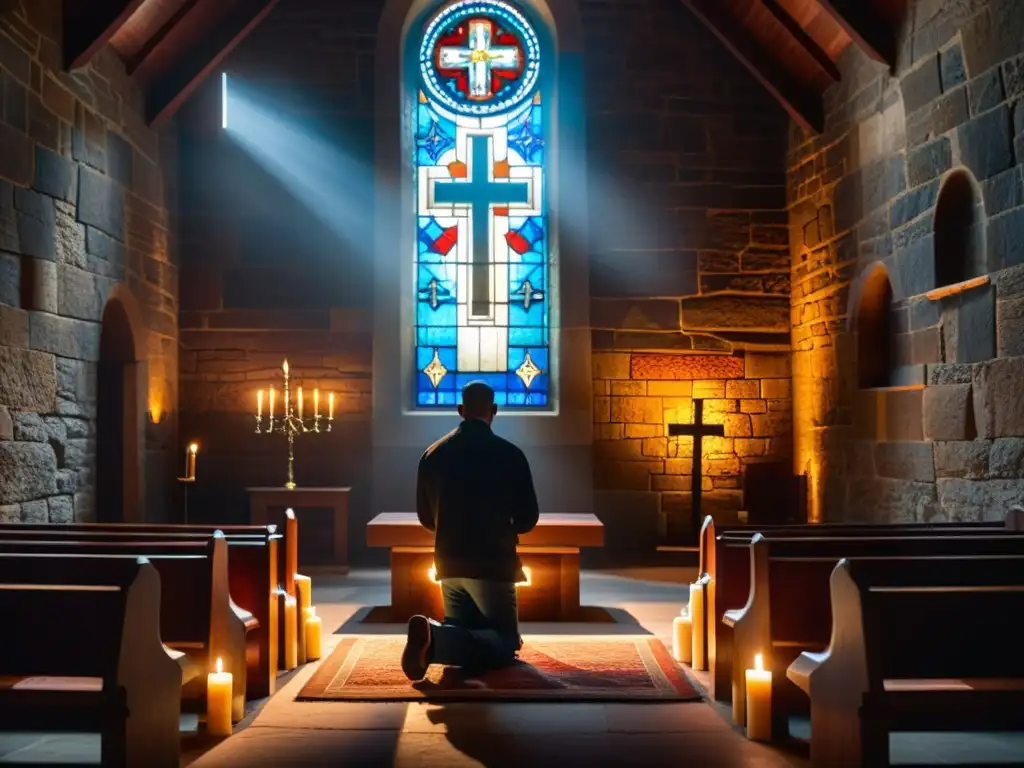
[335,605,651,635]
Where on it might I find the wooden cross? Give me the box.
[668,399,725,540]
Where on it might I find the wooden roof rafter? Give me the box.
[63,0,150,70]
[815,0,897,68]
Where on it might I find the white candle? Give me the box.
[328,392,335,419]
[269,387,275,418]
[283,597,297,670]
[297,386,303,418]
[295,575,312,664]
[314,388,320,417]
[185,443,197,480]
[745,653,772,741]
[305,606,322,661]
[689,581,706,671]
[257,389,263,418]
[206,657,233,736]
[672,608,692,664]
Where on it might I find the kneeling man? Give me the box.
[402,381,540,680]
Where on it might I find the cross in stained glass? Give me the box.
[432,134,530,317]
[512,279,544,310]
[438,20,520,101]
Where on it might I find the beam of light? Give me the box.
[220,81,374,257]
[222,73,229,129]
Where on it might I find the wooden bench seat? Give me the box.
[0,555,183,767]
[0,533,248,720]
[722,533,1024,739]
[788,556,1024,767]
[0,525,283,698]
[367,512,604,621]
[701,514,1023,697]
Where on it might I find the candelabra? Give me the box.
[254,360,333,490]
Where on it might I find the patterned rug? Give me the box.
[297,636,701,702]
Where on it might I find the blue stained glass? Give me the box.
[413,1,551,410]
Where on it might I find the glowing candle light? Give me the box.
[269,387,275,418]
[314,388,320,417]
[298,387,303,419]
[295,574,312,663]
[745,653,772,741]
[283,596,298,670]
[257,390,263,419]
[689,581,706,671]
[206,657,233,736]
[672,607,692,664]
[185,443,198,480]
[329,392,335,419]
[304,606,322,661]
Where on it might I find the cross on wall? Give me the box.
[668,399,726,540]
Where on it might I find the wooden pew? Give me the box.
[788,556,1024,767]
[702,514,1021,697]
[0,534,248,720]
[0,555,186,767]
[723,533,1024,739]
[0,527,281,699]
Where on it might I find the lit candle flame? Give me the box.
[189,443,198,455]
[257,389,263,418]
[754,653,764,671]
[283,359,289,376]
[216,657,223,674]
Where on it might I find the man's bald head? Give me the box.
[458,381,497,423]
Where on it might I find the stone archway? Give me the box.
[934,169,986,287]
[855,263,894,389]
[95,286,147,523]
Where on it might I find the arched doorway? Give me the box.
[934,169,985,287]
[96,297,142,523]
[856,263,894,389]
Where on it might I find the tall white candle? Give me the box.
[314,388,320,417]
[672,607,692,664]
[206,657,232,736]
[298,387,303,418]
[257,389,263,418]
[269,387,275,418]
[689,581,706,671]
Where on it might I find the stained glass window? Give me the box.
[413,0,550,409]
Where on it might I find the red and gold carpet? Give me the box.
[297,636,701,702]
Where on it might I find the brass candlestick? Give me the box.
[254,360,333,490]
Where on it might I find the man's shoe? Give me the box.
[402,614,432,681]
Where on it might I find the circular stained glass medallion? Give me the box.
[419,0,540,117]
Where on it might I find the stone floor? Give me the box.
[2,567,1023,766]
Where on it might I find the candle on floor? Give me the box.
[283,596,298,670]
[672,607,692,664]
[689,581,706,671]
[206,657,233,736]
[304,606,322,661]
[257,389,263,419]
[295,574,312,664]
[745,653,772,741]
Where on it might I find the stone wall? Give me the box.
[584,0,792,543]
[0,2,179,523]
[789,0,1024,523]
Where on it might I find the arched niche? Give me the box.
[934,168,986,286]
[928,168,994,364]
[96,285,147,524]
[854,263,895,389]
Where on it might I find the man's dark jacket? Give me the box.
[416,419,540,582]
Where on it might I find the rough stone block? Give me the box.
[106,131,133,189]
[890,179,939,230]
[12,411,45,442]
[846,476,938,523]
[610,397,662,424]
[906,87,969,149]
[0,305,28,348]
[48,494,73,523]
[958,105,1014,181]
[961,0,1024,76]
[895,233,937,298]
[34,146,77,203]
[20,498,48,523]
[875,441,936,482]
[592,352,630,380]
[901,55,942,114]
[590,299,680,331]
[958,283,996,363]
[997,296,1024,357]
[77,167,124,240]
[16,196,57,261]
[681,295,788,331]
[0,441,57,504]
[29,311,100,361]
[973,356,1024,437]
[940,43,966,91]
[724,379,759,399]
[0,122,33,186]
[72,105,106,172]
[883,387,925,442]
[968,67,1005,115]
[0,406,10,440]
[988,208,1024,271]
[907,137,953,187]
[590,251,697,298]
[981,166,1024,217]
[745,352,791,379]
[0,32,30,84]
[937,477,1024,521]
[934,440,990,479]
[58,265,108,322]
[630,354,743,381]
[989,437,1024,478]
[928,363,973,385]
[0,347,56,411]
[923,383,974,441]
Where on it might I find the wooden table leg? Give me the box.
[560,550,581,620]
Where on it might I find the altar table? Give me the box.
[366,512,604,621]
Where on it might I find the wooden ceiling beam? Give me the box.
[759,0,841,83]
[128,0,205,81]
[680,0,824,133]
[815,0,896,68]
[146,0,280,126]
[63,0,148,70]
